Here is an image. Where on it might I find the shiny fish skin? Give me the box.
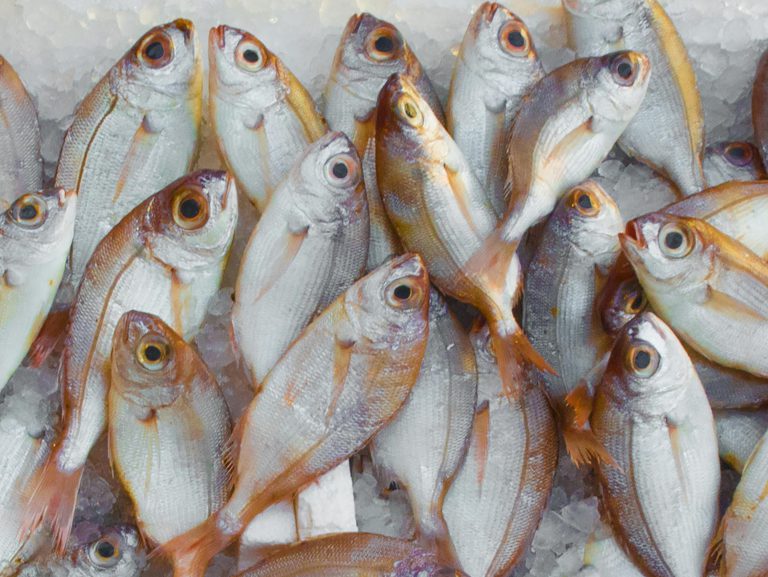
[237,533,466,577]
[324,13,444,270]
[22,170,237,552]
[161,254,430,577]
[209,25,327,213]
[442,324,557,577]
[592,312,720,577]
[446,2,544,217]
[714,409,768,473]
[57,19,203,287]
[109,312,231,545]
[753,48,768,168]
[0,56,42,208]
[0,188,76,394]
[703,142,766,187]
[232,131,368,386]
[371,289,477,560]
[563,0,706,196]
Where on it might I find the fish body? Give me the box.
[753,48,768,168]
[209,25,327,213]
[592,312,720,577]
[714,409,768,473]
[109,311,231,545]
[22,170,237,551]
[232,131,368,386]
[324,13,444,270]
[446,2,544,217]
[563,0,706,196]
[57,19,203,287]
[0,188,76,394]
[0,56,42,207]
[703,142,766,187]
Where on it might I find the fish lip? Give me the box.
[58,188,76,206]
[347,13,364,36]
[483,2,500,22]
[222,173,237,210]
[623,220,646,249]
[172,18,195,43]
[210,24,228,50]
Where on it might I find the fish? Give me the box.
[56,19,203,287]
[522,181,622,463]
[580,518,646,577]
[232,130,368,386]
[753,48,768,168]
[323,13,444,270]
[159,254,430,576]
[109,311,231,545]
[446,2,544,218]
[714,409,768,473]
[209,25,328,213]
[621,212,768,378]
[21,170,238,552]
[0,56,42,208]
[371,289,477,561]
[236,533,466,576]
[563,0,706,196]
[0,188,76,394]
[591,312,720,577]
[502,50,650,244]
[703,142,766,186]
[442,323,557,577]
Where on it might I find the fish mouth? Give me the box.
[222,173,237,210]
[483,2,501,22]
[345,13,364,37]
[622,220,646,249]
[59,188,76,207]
[172,18,195,43]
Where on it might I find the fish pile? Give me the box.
[1,1,768,577]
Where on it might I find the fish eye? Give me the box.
[385,277,422,309]
[396,94,424,127]
[138,32,173,68]
[136,335,171,371]
[366,27,402,61]
[610,53,637,86]
[499,22,529,54]
[570,188,600,216]
[172,189,209,231]
[659,222,693,259]
[10,194,47,228]
[724,142,753,167]
[324,153,359,188]
[235,39,265,72]
[88,537,121,568]
[625,343,660,378]
[622,281,648,314]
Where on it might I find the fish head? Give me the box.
[599,265,649,336]
[145,170,238,271]
[706,141,759,169]
[587,51,651,130]
[111,311,190,409]
[117,19,202,110]
[557,181,623,258]
[69,524,145,577]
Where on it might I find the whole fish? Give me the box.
[703,142,766,187]
[442,324,557,577]
[714,409,768,473]
[0,188,76,394]
[446,2,544,217]
[160,254,430,576]
[0,56,42,207]
[109,311,231,545]
[753,48,768,168]
[209,25,328,213]
[621,212,768,378]
[592,312,720,577]
[563,0,706,196]
[580,519,645,577]
[22,170,237,552]
[324,13,444,270]
[237,533,466,576]
[502,50,649,243]
[371,289,477,560]
[523,181,622,463]
[57,19,203,287]
[232,131,368,386]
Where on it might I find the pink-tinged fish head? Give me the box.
[0,187,76,253]
[707,141,761,169]
[588,51,651,130]
[558,181,623,257]
[602,312,692,416]
[598,265,649,337]
[69,523,146,576]
[145,170,238,270]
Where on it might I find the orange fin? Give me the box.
[473,400,491,486]
[705,517,726,575]
[152,516,228,577]
[489,323,554,402]
[222,417,247,493]
[24,308,70,368]
[564,381,595,430]
[561,417,615,469]
[327,335,355,424]
[250,228,308,303]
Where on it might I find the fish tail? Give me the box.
[24,307,70,368]
[558,383,615,468]
[488,320,554,401]
[20,458,83,554]
[154,515,232,577]
[705,516,726,576]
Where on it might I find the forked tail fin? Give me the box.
[154,515,233,577]
[488,321,555,401]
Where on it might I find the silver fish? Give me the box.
[714,409,768,473]
[753,48,768,168]
[703,142,766,187]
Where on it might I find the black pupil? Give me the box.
[508,30,525,48]
[665,231,684,250]
[96,540,115,559]
[332,162,348,179]
[577,194,593,211]
[145,345,162,362]
[19,204,37,220]
[634,350,651,370]
[388,481,399,491]
[393,285,412,300]
[617,61,633,79]
[630,294,644,311]
[243,49,259,63]
[180,197,201,219]
[374,35,394,53]
[145,41,164,60]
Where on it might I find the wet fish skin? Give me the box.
[714,409,768,473]
[109,311,231,546]
[446,2,544,217]
[21,170,237,552]
[371,289,477,560]
[753,48,768,168]
[57,19,203,287]
[209,25,328,213]
[563,0,706,196]
[703,142,766,187]
[0,188,76,394]
[592,312,720,577]
[0,56,42,208]
[160,254,431,577]
[232,131,368,386]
